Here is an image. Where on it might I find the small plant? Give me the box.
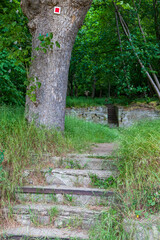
[35,32,60,53]
[7,202,13,219]
[73,176,82,187]
[64,194,73,203]
[48,167,53,175]
[135,210,143,219]
[146,189,160,213]
[49,193,57,202]
[65,216,83,229]
[29,208,39,226]
[65,159,82,169]
[24,76,41,103]
[90,174,117,189]
[48,207,59,224]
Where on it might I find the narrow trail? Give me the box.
[0,143,119,240]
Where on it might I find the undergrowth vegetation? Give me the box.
[66,96,159,108]
[0,105,160,239]
[0,105,118,203]
[89,208,129,240]
[89,120,160,239]
[117,120,160,216]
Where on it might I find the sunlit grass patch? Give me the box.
[66,96,106,108]
[65,115,119,150]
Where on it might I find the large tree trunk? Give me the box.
[21,0,92,131]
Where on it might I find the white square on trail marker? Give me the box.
[54,7,61,15]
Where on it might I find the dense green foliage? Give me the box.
[69,0,160,99]
[0,0,160,104]
[0,0,31,105]
[0,50,26,104]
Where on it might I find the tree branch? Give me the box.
[113,1,160,100]
[132,0,160,91]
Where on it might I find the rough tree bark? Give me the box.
[21,0,92,131]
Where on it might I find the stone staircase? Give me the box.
[0,143,119,240]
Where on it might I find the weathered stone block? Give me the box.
[124,214,160,240]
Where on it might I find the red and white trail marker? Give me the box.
[54,7,61,15]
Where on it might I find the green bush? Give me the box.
[0,51,26,105]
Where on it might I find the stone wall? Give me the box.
[66,105,160,127]
[66,106,108,125]
[118,107,160,127]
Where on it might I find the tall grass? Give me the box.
[117,120,160,215]
[0,106,66,201]
[89,208,129,240]
[0,105,118,201]
[89,120,160,239]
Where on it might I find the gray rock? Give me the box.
[52,154,117,171]
[123,214,160,240]
[0,226,89,239]
[44,169,117,187]
[3,203,101,230]
[66,106,108,125]
[118,107,160,127]
[66,106,160,127]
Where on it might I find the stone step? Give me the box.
[16,186,116,206]
[87,143,117,156]
[2,204,102,230]
[44,169,118,187]
[0,226,88,239]
[23,168,118,187]
[51,155,117,170]
[41,143,116,162]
